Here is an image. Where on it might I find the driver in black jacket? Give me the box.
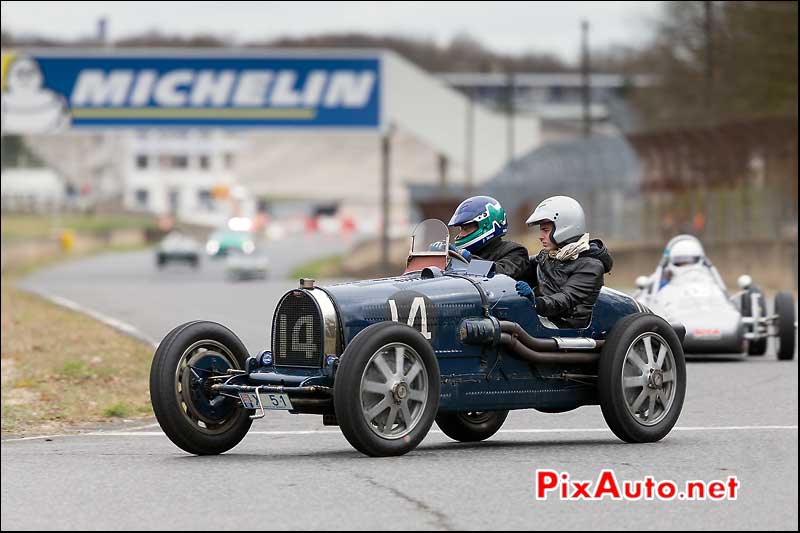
[515,196,613,329]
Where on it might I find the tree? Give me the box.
[630,1,798,130]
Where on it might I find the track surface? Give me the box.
[3,245,797,530]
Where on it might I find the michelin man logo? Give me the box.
[1,55,71,133]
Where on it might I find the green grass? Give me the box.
[289,254,344,280]
[102,403,131,418]
[1,213,157,242]
[59,360,98,381]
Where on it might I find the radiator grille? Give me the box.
[272,290,323,368]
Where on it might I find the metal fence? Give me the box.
[626,116,798,245]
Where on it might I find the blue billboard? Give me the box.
[1,51,382,133]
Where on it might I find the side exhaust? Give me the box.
[459,318,601,364]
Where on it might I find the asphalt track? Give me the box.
[3,243,798,530]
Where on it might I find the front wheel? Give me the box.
[599,313,686,443]
[150,321,253,455]
[436,410,508,442]
[775,293,796,360]
[334,322,440,457]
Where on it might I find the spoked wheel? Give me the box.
[334,322,439,457]
[621,333,678,426]
[599,313,686,443]
[359,342,430,440]
[436,410,509,442]
[150,321,252,455]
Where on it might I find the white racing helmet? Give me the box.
[668,237,705,267]
[526,195,586,245]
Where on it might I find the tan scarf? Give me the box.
[548,233,591,261]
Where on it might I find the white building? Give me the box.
[19,49,544,232]
[122,130,252,227]
[23,130,253,227]
[0,167,64,212]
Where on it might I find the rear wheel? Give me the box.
[436,410,508,442]
[774,293,796,361]
[334,322,440,457]
[150,321,252,455]
[742,287,767,356]
[599,313,686,443]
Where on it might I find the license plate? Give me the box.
[239,392,293,411]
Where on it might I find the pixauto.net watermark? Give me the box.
[535,470,740,501]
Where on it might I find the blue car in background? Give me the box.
[150,220,687,457]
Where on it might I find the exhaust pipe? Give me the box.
[459,318,601,364]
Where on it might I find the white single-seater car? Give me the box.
[634,235,795,360]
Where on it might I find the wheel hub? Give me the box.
[392,381,409,403]
[648,369,664,389]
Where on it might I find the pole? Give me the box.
[380,129,392,271]
[465,88,475,191]
[581,20,591,138]
[506,68,515,166]
[704,0,714,118]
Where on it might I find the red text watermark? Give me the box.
[534,469,740,501]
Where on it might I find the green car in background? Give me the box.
[205,228,256,257]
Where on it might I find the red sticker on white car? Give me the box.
[693,328,722,339]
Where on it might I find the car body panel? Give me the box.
[637,264,746,353]
[256,268,641,412]
[156,232,200,265]
[206,230,255,257]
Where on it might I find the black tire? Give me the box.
[334,322,440,457]
[774,292,796,361]
[742,287,767,356]
[534,406,579,414]
[150,321,253,455]
[598,313,686,443]
[436,410,508,442]
[156,254,166,269]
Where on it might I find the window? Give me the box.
[135,189,149,208]
[171,155,189,169]
[224,152,235,169]
[135,154,149,169]
[198,189,214,210]
[168,189,180,214]
[198,155,210,170]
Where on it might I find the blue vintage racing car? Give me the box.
[150,220,687,457]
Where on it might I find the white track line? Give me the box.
[4,425,797,442]
[27,290,159,348]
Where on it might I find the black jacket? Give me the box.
[520,240,613,329]
[471,237,529,280]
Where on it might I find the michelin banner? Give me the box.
[0,51,382,133]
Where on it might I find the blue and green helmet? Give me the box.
[447,196,508,253]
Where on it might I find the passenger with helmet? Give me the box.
[446,195,529,279]
[659,236,725,290]
[515,196,613,329]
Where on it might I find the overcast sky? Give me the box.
[2,1,664,65]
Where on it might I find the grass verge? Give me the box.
[1,276,154,435]
[289,254,344,280]
[1,234,156,436]
[1,213,157,242]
